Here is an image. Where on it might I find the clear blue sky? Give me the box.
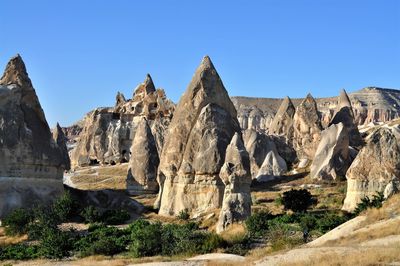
[1,0,399,127]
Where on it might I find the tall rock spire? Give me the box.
[0,54,33,89]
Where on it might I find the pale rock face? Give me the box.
[0,55,66,217]
[216,133,252,233]
[156,56,241,217]
[53,123,71,170]
[310,123,350,180]
[127,117,159,195]
[269,96,295,138]
[70,74,174,168]
[293,94,323,160]
[342,122,400,211]
[329,89,363,147]
[256,150,287,182]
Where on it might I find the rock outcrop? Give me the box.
[155,56,243,218]
[292,94,323,160]
[269,96,295,138]
[310,123,350,180]
[256,150,287,182]
[329,89,363,147]
[126,117,159,195]
[53,123,71,170]
[342,121,400,211]
[231,87,400,132]
[70,74,174,168]
[216,133,252,233]
[0,55,66,217]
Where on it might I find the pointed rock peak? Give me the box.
[115,91,126,105]
[0,54,33,88]
[230,132,243,148]
[282,96,295,109]
[301,93,317,106]
[143,73,156,93]
[196,55,218,75]
[56,122,62,131]
[338,89,352,109]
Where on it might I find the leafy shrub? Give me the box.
[353,192,385,215]
[75,224,129,257]
[267,223,302,251]
[224,234,251,256]
[245,210,274,238]
[52,191,78,222]
[299,213,317,231]
[200,233,225,254]
[316,213,348,233]
[2,208,34,236]
[80,206,102,223]
[129,220,162,257]
[177,209,190,220]
[101,209,130,225]
[0,244,40,260]
[39,227,74,259]
[27,206,59,240]
[282,189,315,213]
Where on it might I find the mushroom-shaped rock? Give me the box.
[293,93,323,160]
[155,56,241,217]
[127,117,159,195]
[342,122,400,211]
[310,123,350,180]
[216,133,252,233]
[330,89,363,147]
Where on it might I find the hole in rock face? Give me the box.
[89,159,100,166]
[120,158,128,163]
[112,112,121,120]
[122,150,127,155]
[110,161,116,166]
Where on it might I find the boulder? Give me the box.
[342,122,400,211]
[216,133,252,233]
[155,56,241,217]
[292,93,323,160]
[127,117,159,195]
[0,55,66,217]
[310,123,350,180]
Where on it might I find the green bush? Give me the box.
[282,189,315,213]
[39,227,74,259]
[75,224,129,257]
[177,209,190,220]
[80,206,102,224]
[2,208,34,236]
[129,220,162,257]
[52,191,78,222]
[353,192,385,215]
[101,209,130,225]
[27,206,59,240]
[224,234,251,256]
[0,244,40,260]
[299,213,317,231]
[316,213,348,233]
[245,210,274,238]
[268,223,302,251]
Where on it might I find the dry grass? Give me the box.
[280,246,400,266]
[0,227,27,247]
[219,223,247,243]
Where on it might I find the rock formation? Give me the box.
[231,87,400,132]
[0,55,67,217]
[342,121,400,211]
[70,74,174,168]
[216,133,252,233]
[155,56,243,218]
[292,94,323,160]
[53,123,71,170]
[256,150,287,182]
[269,96,295,138]
[310,123,350,180]
[126,117,159,195]
[329,89,363,147]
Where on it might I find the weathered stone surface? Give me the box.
[156,56,241,217]
[0,55,66,217]
[53,123,71,171]
[310,123,350,180]
[269,96,295,138]
[292,94,323,160]
[127,117,159,195]
[329,89,363,147]
[256,150,287,182]
[342,121,400,211]
[216,133,252,233]
[70,74,174,168]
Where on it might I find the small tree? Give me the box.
[245,210,274,238]
[282,189,315,213]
